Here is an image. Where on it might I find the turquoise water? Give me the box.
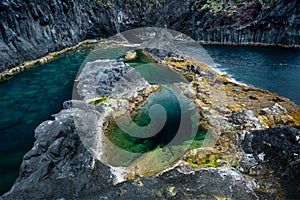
[0,46,95,194]
[108,86,203,155]
[125,49,188,85]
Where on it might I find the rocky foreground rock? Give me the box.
[0,100,258,200]
[242,126,300,199]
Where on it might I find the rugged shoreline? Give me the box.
[1,38,300,82]
[199,41,300,49]
[0,39,103,80]
[2,44,300,199]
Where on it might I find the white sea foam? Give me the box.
[209,63,251,87]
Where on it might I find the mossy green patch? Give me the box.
[187,151,221,168]
[230,160,239,168]
[86,96,113,106]
[196,0,279,16]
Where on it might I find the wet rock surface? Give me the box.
[81,167,258,200]
[1,107,114,200]
[241,126,300,199]
[2,47,300,199]
[164,52,300,199]
[2,106,259,200]
[0,0,299,72]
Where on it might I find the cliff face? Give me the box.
[0,0,110,72]
[0,0,299,71]
[173,0,300,45]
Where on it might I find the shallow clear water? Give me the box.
[107,86,204,169]
[203,45,300,105]
[126,49,188,85]
[108,86,202,153]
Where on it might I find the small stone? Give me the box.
[124,50,138,61]
[167,186,177,197]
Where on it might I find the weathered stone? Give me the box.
[2,109,114,200]
[81,167,258,200]
[241,126,300,199]
[76,60,149,100]
[124,50,138,61]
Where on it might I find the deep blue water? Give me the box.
[203,45,300,105]
[1,44,300,195]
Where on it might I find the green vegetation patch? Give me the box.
[187,150,221,168]
[197,0,279,16]
[86,96,113,106]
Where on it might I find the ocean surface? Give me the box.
[1,43,300,195]
[203,45,300,105]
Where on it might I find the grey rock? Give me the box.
[63,100,95,110]
[260,103,288,115]
[76,59,148,100]
[228,110,264,129]
[81,167,258,200]
[2,108,114,200]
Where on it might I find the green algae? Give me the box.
[86,96,114,106]
[187,150,221,168]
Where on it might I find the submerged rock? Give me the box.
[124,50,138,61]
[2,111,259,200]
[2,37,300,198]
[1,96,259,199]
[2,56,261,200]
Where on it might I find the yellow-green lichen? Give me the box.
[86,96,113,106]
[187,150,221,168]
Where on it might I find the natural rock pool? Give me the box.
[1,43,300,195]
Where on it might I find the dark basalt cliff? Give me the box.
[0,0,299,72]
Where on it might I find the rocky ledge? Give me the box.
[0,99,259,199]
[2,44,300,199]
